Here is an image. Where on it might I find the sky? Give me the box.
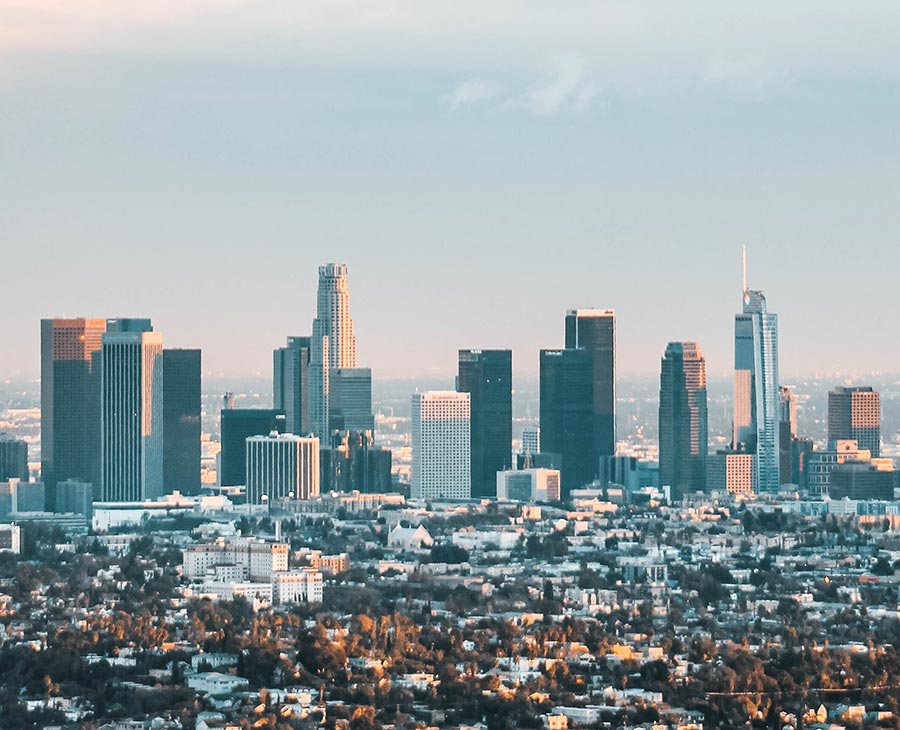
[3,2,900,379]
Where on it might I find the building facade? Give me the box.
[162,348,201,495]
[733,255,780,493]
[565,309,616,460]
[496,468,561,502]
[658,342,708,498]
[411,391,471,500]
[457,349,512,499]
[246,433,320,503]
[219,408,286,487]
[309,263,358,436]
[100,329,164,501]
[320,430,392,494]
[522,427,541,458]
[539,348,594,494]
[707,450,755,495]
[40,318,107,494]
[0,435,28,482]
[274,336,311,436]
[329,367,374,433]
[828,386,880,458]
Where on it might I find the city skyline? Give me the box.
[5,6,900,729]
[11,251,899,383]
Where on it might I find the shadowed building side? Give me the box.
[659,342,708,499]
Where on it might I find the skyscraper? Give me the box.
[778,385,798,486]
[0,435,29,482]
[40,318,107,492]
[274,336,311,436]
[100,329,165,501]
[564,309,616,458]
[309,264,357,436]
[828,386,881,457]
[411,391,471,500]
[779,386,798,438]
[162,348,201,495]
[246,433,320,503]
[220,409,286,487]
[329,367,375,434]
[733,249,780,493]
[457,349,512,499]
[539,348,594,493]
[658,342,708,498]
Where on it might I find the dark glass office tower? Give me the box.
[40,318,107,498]
[274,336,311,436]
[539,348,594,494]
[329,367,375,434]
[163,349,201,495]
[220,408,286,486]
[0,435,28,481]
[658,342,708,498]
[564,309,616,459]
[457,349,512,499]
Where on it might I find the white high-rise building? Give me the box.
[246,433,320,503]
[411,391,471,500]
[309,263,358,436]
[100,330,164,501]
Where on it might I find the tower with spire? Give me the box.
[733,247,780,493]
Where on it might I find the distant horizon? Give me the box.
[4,368,900,385]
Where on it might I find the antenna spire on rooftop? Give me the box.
[742,244,747,293]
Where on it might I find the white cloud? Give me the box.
[446,55,603,119]
[516,54,597,117]
[442,78,504,112]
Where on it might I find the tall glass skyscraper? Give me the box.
[733,252,780,493]
[457,349,513,499]
[564,309,616,459]
[40,318,107,493]
[309,264,358,436]
[539,348,594,494]
[274,336,311,436]
[659,342,708,498]
[162,348,201,495]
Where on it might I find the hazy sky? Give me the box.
[3,2,900,378]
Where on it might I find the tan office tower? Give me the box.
[40,318,107,493]
[828,386,881,457]
[309,264,358,437]
[100,330,164,501]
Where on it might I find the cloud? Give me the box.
[442,78,504,112]
[445,55,602,119]
[516,55,598,117]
